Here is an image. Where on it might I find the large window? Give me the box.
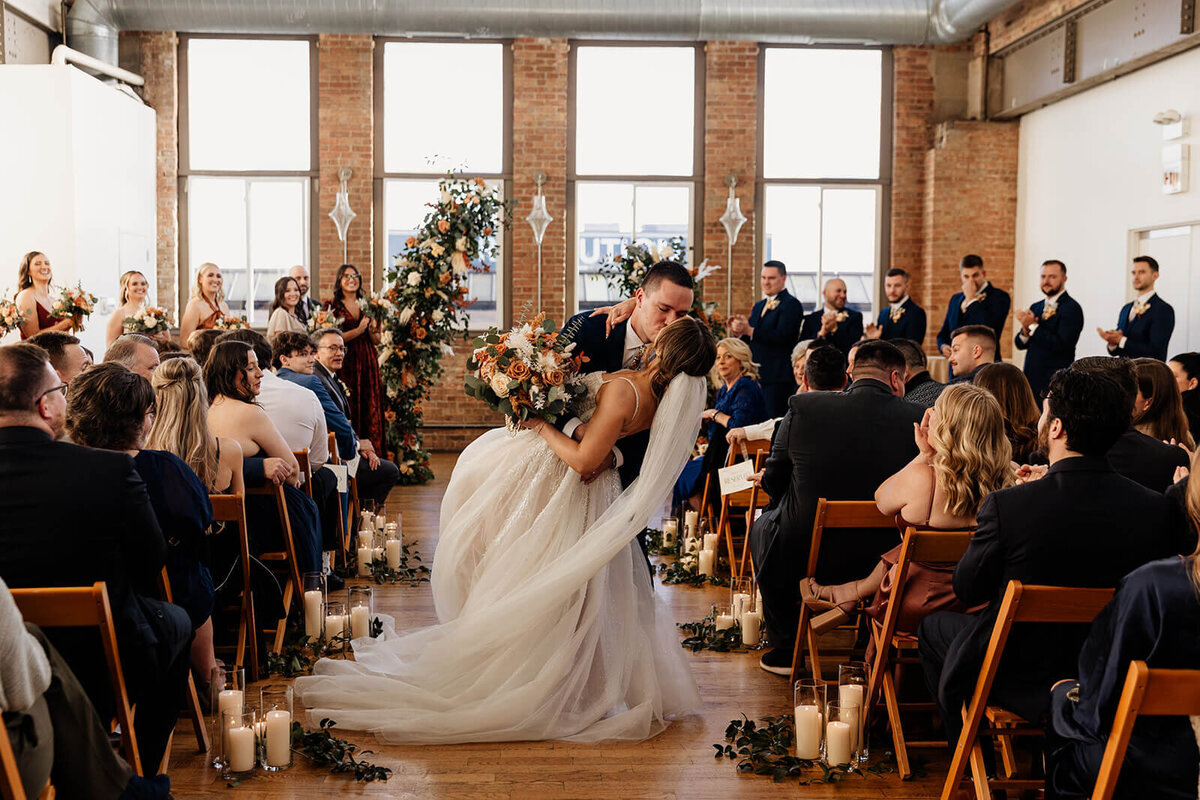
[182,37,314,325]
[760,48,888,318]
[572,45,699,311]
[379,41,507,328]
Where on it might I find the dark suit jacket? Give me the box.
[1015,292,1084,399]
[937,283,1012,353]
[799,307,864,356]
[315,361,353,419]
[876,297,927,343]
[295,296,321,325]
[743,290,804,385]
[942,456,1184,722]
[561,312,649,489]
[280,367,357,460]
[752,379,923,583]
[1112,295,1175,361]
[1106,428,1190,492]
[0,427,166,649]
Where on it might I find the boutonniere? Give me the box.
[889,306,905,323]
[834,311,849,324]
[1133,301,1150,317]
[1040,306,1057,321]
[974,291,987,303]
[339,378,352,399]
[764,297,779,312]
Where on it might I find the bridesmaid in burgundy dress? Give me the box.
[324,264,385,448]
[15,251,76,339]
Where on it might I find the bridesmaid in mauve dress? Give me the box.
[15,251,76,339]
[324,263,385,448]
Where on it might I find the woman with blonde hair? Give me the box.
[14,251,75,339]
[105,270,169,348]
[178,262,231,345]
[802,382,1014,633]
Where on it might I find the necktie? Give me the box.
[628,345,647,370]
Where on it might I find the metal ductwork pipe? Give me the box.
[66,0,121,72]
[79,0,1021,45]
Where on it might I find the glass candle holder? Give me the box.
[838,662,868,765]
[356,529,374,577]
[845,659,871,762]
[730,577,753,624]
[823,699,854,767]
[348,586,374,641]
[324,600,348,652]
[793,679,826,760]
[371,529,385,568]
[661,517,678,551]
[221,707,257,779]
[259,686,293,771]
[209,665,246,768]
[697,548,715,577]
[301,572,326,643]
[683,509,699,541]
[712,604,734,632]
[384,525,402,570]
[740,595,764,649]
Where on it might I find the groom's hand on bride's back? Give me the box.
[581,451,616,484]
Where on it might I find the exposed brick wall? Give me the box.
[702,41,758,323]
[316,35,373,299]
[120,32,179,317]
[891,46,937,319]
[986,0,1094,53]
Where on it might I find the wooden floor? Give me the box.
[165,452,950,798]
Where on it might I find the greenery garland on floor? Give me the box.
[678,615,747,653]
[377,174,514,484]
[656,553,730,587]
[713,715,898,784]
[290,719,392,782]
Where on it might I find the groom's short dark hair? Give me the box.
[641,261,694,295]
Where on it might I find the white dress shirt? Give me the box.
[622,323,648,369]
[1110,290,1157,351]
[257,369,329,468]
[960,281,992,312]
[890,295,911,314]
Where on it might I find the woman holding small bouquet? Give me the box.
[14,251,79,339]
[106,270,170,348]
[324,263,385,448]
[265,276,308,339]
[179,262,232,344]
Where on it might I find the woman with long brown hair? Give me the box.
[324,263,385,447]
[14,251,75,339]
[1133,357,1195,449]
[974,362,1041,464]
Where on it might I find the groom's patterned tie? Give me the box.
[628,345,647,370]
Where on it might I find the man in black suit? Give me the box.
[865,268,927,344]
[918,364,1186,749]
[893,338,945,409]
[1014,259,1084,400]
[799,278,864,356]
[1097,255,1176,362]
[750,340,923,675]
[728,260,804,418]
[289,264,322,326]
[936,254,1011,377]
[947,324,997,384]
[0,342,191,775]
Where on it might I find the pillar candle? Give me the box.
[386,538,402,569]
[217,688,243,720]
[684,510,699,539]
[372,546,384,564]
[375,515,386,532]
[714,613,734,631]
[732,593,751,622]
[324,613,345,641]
[357,545,372,577]
[357,530,372,551]
[840,684,864,753]
[825,720,852,765]
[794,705,822,759]
[703,532,719,552]
[264,710,291,768]
[302,590,324,639]
[226,725,256,773]
[698,549,715,577]
[741,610,762,646]
[350,605,371,640]
[360,512,374,532]
[662,520,678,548]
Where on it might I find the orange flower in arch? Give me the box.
[405,236,417,247]
[414,327,427,340]
[437,220,451,234]
[384,409,397,423]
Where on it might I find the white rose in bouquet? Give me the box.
[407,271,421,286]
[432,309,445,323]
[490,372,510,397]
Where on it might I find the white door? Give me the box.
[1137,226,1197,355]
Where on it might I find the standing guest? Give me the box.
[25,331,88,384]
[105,270,168,349]
[266,276,308,339]
[750,340,922,675]
[865,268,926,343]
[727,260,804,417]
[674,338,767,510]
[799,278,863,356]
[1098,256,1176,361]
[14,251,75,340]
[1014,259,1084,399]
[104,333,160,380]
[974,362,1042,464]
[1132,358,1195,449]
[1169,352,1200,439]
[289,264,321,325]
[148,357,244,495]
[918,364,1187,752]
[324,264,385,449]
[947,325,997,384]
[894,338,945,410]
[0,342,191,775]
[186,328,223,367]
[178,262,232,345]
[936,255,1011,376]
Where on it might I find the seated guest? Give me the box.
[801,383,1013,636]
[726,341,838,446]
[947,324,996,384]
[273,331,357,463]
[1046,450,1200,799]
[0,342,190,774]
[148,357,244,495]
[894,338,945,409]
[104,333,160,380]
[727,260,805,418]
[186,328,222,366]
[800,278,864,356]
[65,364,218,694]
[918,364,1187,751]
[865,268,926,343]
[265,276,308,340]
[675,338,767,510]
[750,340,922,675]
[1133,357,1195,449]
[0,577,172,800]
[974,362,1041,464]
[1169,352,1200,439]
[25,331,89,383]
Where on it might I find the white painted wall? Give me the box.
[1015,46,1200,363]
[0,65,155,355]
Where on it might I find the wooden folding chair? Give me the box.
[209,493,260,679]
[790,499,896,684]
[293,448,313,500]
[156,569,210,763]
[942,581,1115,800]
[245,483,302,655]
[1090,661,1200,800]
[10,583,141,777]
[0,715,54,800]
[736,449,772,578]
[711,440,771,580]
[325,432,350,561]
[867,527,974,779]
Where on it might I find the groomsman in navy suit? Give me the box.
[936,254,1011,378]
[865,268,926,343]
[1014,259,1084,399]
[1097,255,1176,361]
[727,260,804,418]
[799,278,863,356]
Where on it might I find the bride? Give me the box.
[294,316,717,744]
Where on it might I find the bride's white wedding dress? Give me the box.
[294,373,706,744]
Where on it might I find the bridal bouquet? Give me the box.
[51,283,97,330]
[213,314,250,331]
[0,299,27,336]
[306,307,343,333]
[123,306,170,335]
[465,313,588,431]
